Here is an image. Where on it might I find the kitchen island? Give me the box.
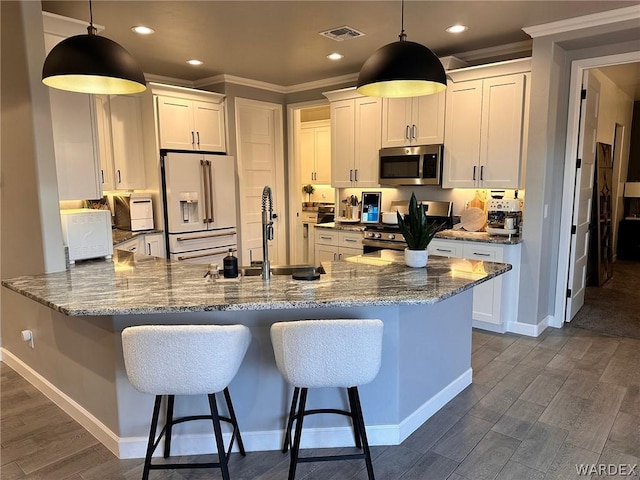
[2,250,511,459]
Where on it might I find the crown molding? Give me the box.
[196,74,287,93]
[523,5,640,38]
[284,73,359,93]
[455,40,532,63]
[144,73,194,88]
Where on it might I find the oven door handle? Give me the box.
[362,239,406,251]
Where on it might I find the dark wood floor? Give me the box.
[2,325,640,479]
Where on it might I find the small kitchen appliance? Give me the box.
[114,193,154,231]
[362,200,452,253]
[361,192,381,223]
[60,209,113,264]
[486,198,523,235]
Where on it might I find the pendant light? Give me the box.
[356,0,446,98]
[42,0,146,95]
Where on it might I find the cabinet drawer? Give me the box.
[316,230,339,245]
[302,212,318,223]
[429,240,463,258]
[463,244,502,261]
[339,232,362,248]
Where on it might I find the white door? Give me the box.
[566,71,600,322]
[235,98,286,265]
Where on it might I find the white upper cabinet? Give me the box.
[443,58,531,189]
[300,120,331,184]
[95,95,146,191]
[44,17,102,201]
[325,88,381,188]
[381,92,445,147]
[155,86,226,152]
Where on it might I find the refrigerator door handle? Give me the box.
[207,160,215,224]
[177,247,237,261]
[201,160,210,224]
[176,231,237,242]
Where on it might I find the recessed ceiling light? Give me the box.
[131,25,155,35]
[187,59,203,66]
[446,24,468,34]
[327,53,344,61]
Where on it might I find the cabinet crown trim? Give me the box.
[447,57,532,83]
[150,82,225,103]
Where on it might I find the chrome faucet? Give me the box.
[261,186,273,281]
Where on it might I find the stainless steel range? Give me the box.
[362,200,453,253]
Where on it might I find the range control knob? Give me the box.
[374,233,382,239]
[388,234,396,240]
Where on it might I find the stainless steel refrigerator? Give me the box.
[161,151,237,265]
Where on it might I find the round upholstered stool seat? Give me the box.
[270,319,383,480]
[122,324,251,480]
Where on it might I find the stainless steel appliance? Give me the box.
[161,150,237,264]
[486,198,523,236]
[379,145,443,186]
[362,200,452,252]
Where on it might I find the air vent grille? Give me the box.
[319,26,365,42]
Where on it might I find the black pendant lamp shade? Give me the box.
[42,10,146,95]
[356,0,446,98]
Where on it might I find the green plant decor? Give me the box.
[397,193,441,250]
[302,184,314,202]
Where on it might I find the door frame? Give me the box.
[553,51,639,328]
[286,99,330,264]
[234,97,286,265]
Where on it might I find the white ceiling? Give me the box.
[42,1,640,94]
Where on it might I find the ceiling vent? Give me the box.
[320,26,365,42]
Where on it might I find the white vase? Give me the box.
[404,248,428,268]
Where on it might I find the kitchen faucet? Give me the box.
[261,186,273,281]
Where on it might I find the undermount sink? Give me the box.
[239,264,326,277]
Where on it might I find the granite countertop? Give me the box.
[112,228,163,247]
[315,223,522,244]
[2,250,511,316]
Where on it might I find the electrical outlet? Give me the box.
[21,329,34,348]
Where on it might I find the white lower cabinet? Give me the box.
[429,239,521,333]
[315,230,363,262]
[116,233,166,258]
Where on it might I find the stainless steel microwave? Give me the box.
[379,145,443,186]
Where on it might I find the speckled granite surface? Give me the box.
[112,228,163,247]
[316,223,521,244]
[1,250,510,317]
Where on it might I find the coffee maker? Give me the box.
[486,197,523,236]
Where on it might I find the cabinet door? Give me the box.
[315,244,339,263]
[157,96,195,150]
[338,246,363,260]
[144,233,166,258]
[116,236,143,254]
[193,101,226,152]
[412,92,445,145]
[109,95,146,190]
[442,80,483,188]
[330,100,355,187]
[354,97,381,187]
[94,95,115,190]
[299,127,316,183]
[479,74,525,188]
[464,244,502,326]
[381,97,412,147]
[314,125,331,184]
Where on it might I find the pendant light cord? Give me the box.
[87,0,97,35]
[398,0,407,41]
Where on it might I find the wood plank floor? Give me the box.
[2,326,640,479]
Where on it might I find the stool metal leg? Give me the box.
[347,387,363,449]
[142,395,163,480]
[223,387,246,456]
[350,387,375,480]
[163,395,175,458]
[208,393,231,480]
[283,387,300,453]
[288,387,308,480]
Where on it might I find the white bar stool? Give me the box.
[122,324,251,480]
[270,319,383,480]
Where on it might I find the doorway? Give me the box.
[555,53,640,327]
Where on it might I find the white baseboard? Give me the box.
[1,348,121,457]
[2,349,472,459]
[507,315,551,337]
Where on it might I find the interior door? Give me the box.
[163,152,207,234]
[235,98,286,265]
[566,71,600,322]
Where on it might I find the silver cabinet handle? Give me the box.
[436,248,452,253]
[196,131,200,146]
[345,238,358,243]
[354,169,358,182]
[412,124,417,139]
[146,243,151,255]
[117,169,122,184]
[480,165,484,181]
[405,125,410,140]
[472,252,492,257]
[473,166,477,181]
[349,169,353,182]
[320,236,333,241]
[191,131,195,145]
[101,170,104,184]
